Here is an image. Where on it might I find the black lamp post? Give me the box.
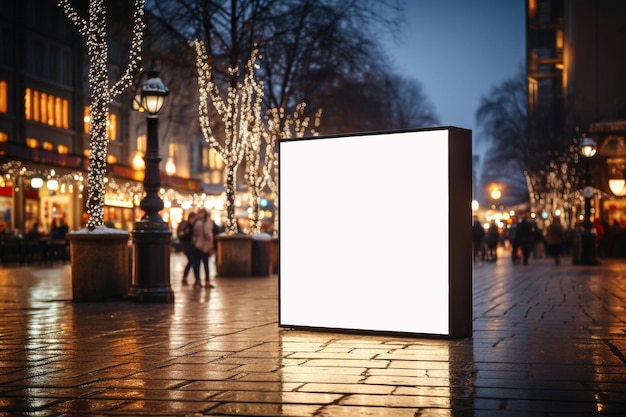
[128,65,175,303]
[579,137,600,265]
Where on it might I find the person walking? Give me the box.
[472,216,485,263]
[509,219,520,264]
[177,212,196,285]
[515,211,537,265]
[486,220,499,261]
[545,216,565,264]
[192,209,215,288]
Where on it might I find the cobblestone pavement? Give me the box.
[1,251,626,416]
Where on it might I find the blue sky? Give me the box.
[383,0,526,133]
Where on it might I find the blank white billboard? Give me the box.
[279,127,472,338]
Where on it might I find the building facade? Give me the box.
[0,0,209,238]
[526,0,626,255]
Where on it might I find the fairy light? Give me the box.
[193,39,323,235]
[264,103,322,234]
[59,0,145,230]
[193,40,249,235]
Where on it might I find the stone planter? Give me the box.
[67,227,130,302]
[216,234,252,277]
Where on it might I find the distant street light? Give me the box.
[579,137,600,265]
[129,63,174,303]
[490,185,502,201]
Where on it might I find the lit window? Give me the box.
[0,132,7,142]
[57,144,69,154]
[47,95,54,125]
[209,148,224,169]
[24,88,32,119]
[26,138,38,148]
[24,88,70,129]
[84,107,118,140]
[62,99,69,129]
[211,170,221,184]
[33,90,40,121]
[54,97,63,127]
[107,113,117,141]
[42,141,54,151]
[136,134,146,152]
[83,106,90,133]
[0,81,7,113]
[40,92,48,124]
[106,154,118,164]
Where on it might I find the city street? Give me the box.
[1,250,626,416]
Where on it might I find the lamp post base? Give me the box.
[129,220,174,303]
[580,230,600,266]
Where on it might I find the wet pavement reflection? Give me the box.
[0,251,626,415]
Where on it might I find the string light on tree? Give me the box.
[264,103,322,235]
[59,0,145,230]
[193,40,322,235]
[193,40,250,235]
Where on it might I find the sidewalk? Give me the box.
[1,251,626,416]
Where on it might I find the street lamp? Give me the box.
[579,136,600,265]
[128,64,174,303]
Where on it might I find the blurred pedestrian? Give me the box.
[509,219,520,264]
[177,212,196,285]
[515,211,536,265]
[545,216,565,264]
[472,216,485,263]
[192,208,215,289]
[486,220,499,261]
[27,222,41,240]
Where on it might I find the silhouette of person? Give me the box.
[177,212,196,285]
[545,217,565,264]
[486,220,499,260]
[192,209,215,289]
[515,211,536,265]
[472,216,485,263]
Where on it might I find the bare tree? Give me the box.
[383,74,439,129]
[145,0,402,129]
[475,66,528,206]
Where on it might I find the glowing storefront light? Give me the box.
[30,177,43,189]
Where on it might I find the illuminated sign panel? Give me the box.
[279,127,472,338]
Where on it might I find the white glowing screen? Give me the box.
[279,129,451,335]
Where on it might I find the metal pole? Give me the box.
[129,114,174,302]
[580,157,598,265]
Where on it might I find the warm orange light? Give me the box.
[490,185,502,201]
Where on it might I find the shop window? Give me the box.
[42,141,53,151]
[0,80,7,113]
[26,138,38,148]
[57,144,69,154]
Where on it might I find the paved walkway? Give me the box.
[1,250,626,416]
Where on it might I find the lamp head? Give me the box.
[140,67,169,115]
[580,137,597,158]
